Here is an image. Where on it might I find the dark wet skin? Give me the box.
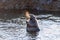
[26,14,40,32]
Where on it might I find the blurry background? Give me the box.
[0,0,60,19]
[0,0,60,11]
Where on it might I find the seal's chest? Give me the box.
[26,26,40,32]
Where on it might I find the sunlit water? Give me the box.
[0,14,60,40]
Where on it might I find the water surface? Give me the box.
[0,14,60,40]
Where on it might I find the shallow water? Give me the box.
[0,14,60,40]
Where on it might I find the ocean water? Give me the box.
[0,14,60,40]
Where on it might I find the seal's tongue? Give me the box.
[25,11,30,19]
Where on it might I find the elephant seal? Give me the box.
[25,11,40,32]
